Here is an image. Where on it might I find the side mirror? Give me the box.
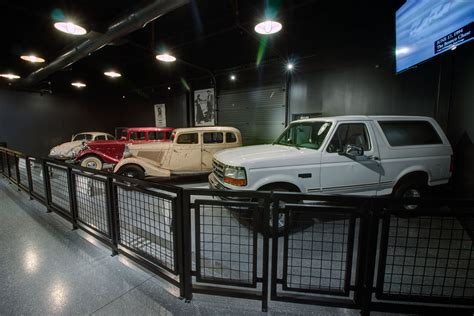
[120,136,127,140]
[344,144,364,157]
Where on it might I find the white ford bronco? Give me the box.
[210,116,453,200]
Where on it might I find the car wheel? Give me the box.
[392,181,425,211]
[118,165,145,180]
[80,156,103,170]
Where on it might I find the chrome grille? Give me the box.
[212,159,225,180]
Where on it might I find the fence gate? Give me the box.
[269,193,371,311]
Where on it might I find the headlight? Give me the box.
[123,145,132,158]
[49,149,56,156]
[224,166,247,186]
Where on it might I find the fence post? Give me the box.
[15,155,21,191]
[26,157,34,199]
[357,198,380,316]
[42,161,53,213]
[260,195,270,312]
[106,176,119,256]
[178,189,193,301]
[67,167,79,230]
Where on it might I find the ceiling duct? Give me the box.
[22,0,190,85]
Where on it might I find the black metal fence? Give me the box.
[1,146,473,315]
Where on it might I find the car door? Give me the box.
[201,131,225,170]
[320,121,381,195]
[168,132,202,171]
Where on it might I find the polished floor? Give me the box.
[0,177,401,316]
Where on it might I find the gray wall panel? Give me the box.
[218,86,286,145]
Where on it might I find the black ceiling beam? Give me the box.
[21,0,190,86]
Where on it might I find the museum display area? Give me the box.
[0,0,473,315]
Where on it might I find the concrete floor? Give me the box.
[1,175,399,316]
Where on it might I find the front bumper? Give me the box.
[48,154,73,161]
[208,173,252,202]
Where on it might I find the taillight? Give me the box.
[450,155,454,173]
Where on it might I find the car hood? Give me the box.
[50,141,84,156]
[214,144,320,169]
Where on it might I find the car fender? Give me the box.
[393,165,431,187]
[75,149,120,164]
[114,157,171,177]
[250,172,304,192]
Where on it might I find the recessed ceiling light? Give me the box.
[104,71,122,78]
[287,63,294,70]
[168,86,171,90]
[21,55,46,63]
[156,54,176,62]
[71,82,86,88]
[0,73,21,80]
[254,20,282,35]
[230,74,236,81]
[54,22,87,35]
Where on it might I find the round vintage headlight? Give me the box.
[224,166,247,186]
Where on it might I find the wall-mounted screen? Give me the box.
[396,0,473,73]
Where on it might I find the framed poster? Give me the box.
[194,88,215,126]
[154,104,166,127]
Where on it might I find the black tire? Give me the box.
[392,179,426,211]
[118,165,145,180]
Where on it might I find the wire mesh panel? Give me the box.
[377,214,474,302]
[195,200,258,287]
[18,158,28,188]
[116,185,177,273]
[29,158,45,199]
[7,154,16,180]
[48,164,71,214]
[283,209,356,295]
[74,173,109,237]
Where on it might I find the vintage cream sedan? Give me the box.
[114,127,242,179]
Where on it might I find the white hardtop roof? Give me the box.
[74,132,112,136]
[291,115,434,124]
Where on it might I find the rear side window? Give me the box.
[149,131,165,140]
[378,121,442,146]
[130,132,146,140]
[95,135,106,141]
[203,132,223,144]
[107,135,115,140]
[177,133,199,144]
[226,133,237,143]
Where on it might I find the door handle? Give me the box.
[367,155,380,161]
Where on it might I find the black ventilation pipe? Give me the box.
[22,0,190,85]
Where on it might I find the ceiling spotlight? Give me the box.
[254,20,282,35]
[0,73,21,80]
[230,74,236,81]
[156,54,176,62]
[71,82,86,88]
[287,63,294,70]
[168,86,171,90]
[21,55,45,63]
[54,22,87,35]
[104,71,122,78]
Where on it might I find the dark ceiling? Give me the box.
[0,0,405,97]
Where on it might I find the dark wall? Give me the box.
[0,88,188,157]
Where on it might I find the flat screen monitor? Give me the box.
[396,0,473,73]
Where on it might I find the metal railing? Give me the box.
[0,146,473,315]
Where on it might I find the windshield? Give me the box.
[275,121,332,150]
[73,134,93,141]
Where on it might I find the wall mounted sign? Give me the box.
[194,88,215,126]
[154,104,167,127]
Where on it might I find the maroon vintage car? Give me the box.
[74,127,174,170]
